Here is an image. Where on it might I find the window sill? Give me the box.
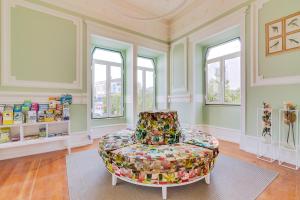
[205,104,240,106]
[91,116,125,120]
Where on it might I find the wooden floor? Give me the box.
[0,140,299,200]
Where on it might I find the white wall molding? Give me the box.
[189,6,247,137]
[188,6,248,43]
[170,37,188,94]
[249,0,300,86]
[193,94,204,103]
[0,131,91,160]
[86,20,169,52]
[168,94,191,103]
[0,91,87,104]
[86,21,169,132]
[1,0,83,89]
[170,0,249,40]
[89,124,128,139]
[194,124,241,144]
[41,0,169,42]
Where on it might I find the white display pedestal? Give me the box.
[278,109,299,170]
[256,107,275,162]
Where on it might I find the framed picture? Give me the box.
[265,12,300,56]
[285,12,300,33]
[267,37,283,54]
[286,31,300,50]
[266,20,283,38]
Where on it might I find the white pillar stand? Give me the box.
[162,186,167,200]
[112,175,117,186]
[205,174,210,184]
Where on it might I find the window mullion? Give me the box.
[153,69,156,110]
[142,70,146,111]
[107,65,111,117]
[92,63,95,117]
[221,57,225,104]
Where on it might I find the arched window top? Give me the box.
[206,39,241,60]
[93,48,123,64]
[137,57,155,69]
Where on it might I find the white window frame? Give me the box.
[205,40,241,105]
[92,48,124,119]
[137,56,156,112]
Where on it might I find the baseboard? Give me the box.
[240,134,299,166]
[89,123,128,139]
[69,131,92,147]
[193,124,241,144]
[0,131,91,160]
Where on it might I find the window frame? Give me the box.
[91,47,125,119]
[137,56,157,112]
[205,38,241,106]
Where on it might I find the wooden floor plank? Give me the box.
[0,139,299,200]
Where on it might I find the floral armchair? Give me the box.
[98,111,219,187]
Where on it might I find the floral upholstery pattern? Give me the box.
[182,129,219,156]
[108,143,215,184]
[135,111,181,145]
[98,111,219,185]
[99,129,135,169]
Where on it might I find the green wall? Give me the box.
[0,1,88,132]
[200,27,241,130]
[171,0,300,135]
[11,6,77,83]
[258,0,300,78]
[1,0,169,132]
[3,0,299,137]
[246,0,300,136]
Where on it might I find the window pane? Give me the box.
[111,66,121,80]
[110,66,122,116]
[137,70,143,113]
[93,64,107,118]
[137,57,154,69]
[225,57,241,104]
[207,62,221,103]
[93,49,122,64]
[207,39,241,60]
[145,71,154,111]
[110,85,122,116]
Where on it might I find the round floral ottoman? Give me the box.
[98,111,219,200]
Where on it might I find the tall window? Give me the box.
[92,48,124,118]
[205,39,241,105]
[137,57,156,112]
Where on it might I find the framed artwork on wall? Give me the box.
[268,37,283,54]
[266,11,300,56]
[266,19,283,55]
[268,20,283,38]
[286,32,300,50]
[285,12,300,34]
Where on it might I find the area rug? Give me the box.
[66,149,278,200]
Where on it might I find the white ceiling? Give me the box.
[43,0,204,24]
[106,0,203,21]
[41,0,247,41]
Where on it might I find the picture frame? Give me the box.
[266,11,300,56]
[286,31,300,51]
[267,20,283,38]
[265,19,283,55]
[267,37,283,54]
[285,12,300,34]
